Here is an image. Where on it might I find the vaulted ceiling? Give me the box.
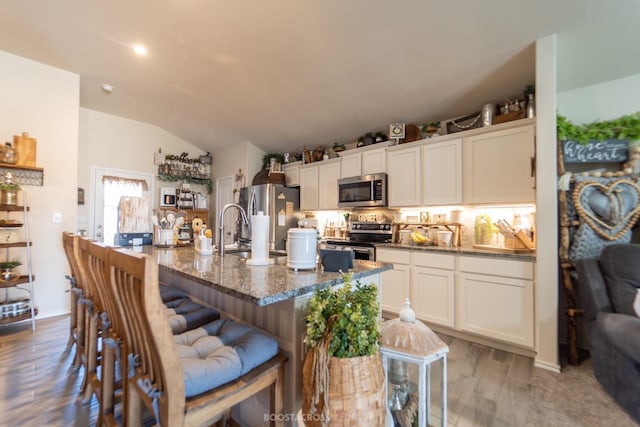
[0,0,638,155]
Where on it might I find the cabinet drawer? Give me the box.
[413,251,455,269]
[459,256,533,280]
[376,248,410,265]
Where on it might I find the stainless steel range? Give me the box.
[325,221,392,261]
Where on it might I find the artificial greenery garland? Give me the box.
[557,112,640,145]
[305,274,380,358]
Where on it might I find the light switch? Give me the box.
[52,212,62,223]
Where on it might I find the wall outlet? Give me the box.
[52,212,62,223]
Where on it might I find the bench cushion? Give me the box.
[165,299,220,334]
[159,283,188,304]
[173,318,279,397]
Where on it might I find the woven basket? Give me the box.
[302,349,386,426]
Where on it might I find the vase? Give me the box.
[0,268,17,282]
[2,190,18,205]
[302,350,386,426]
[526,93,535,118]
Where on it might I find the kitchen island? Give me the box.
[152,246,392,426]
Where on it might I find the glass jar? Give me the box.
[2,143,17,165]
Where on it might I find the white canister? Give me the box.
[437,230,453,247]
[399,229,412,245]
[287,228,318,271]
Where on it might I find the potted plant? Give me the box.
[0,182,21,205]
[0,260,21,281]
[421,120,441,138]
[333,142,346,152]
[302,273,386,426]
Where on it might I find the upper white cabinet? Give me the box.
[283,162,301,187]
[299,165,318,211]
[299,159,340,211]
[339,152,361,178]
[339,146,386,178]
[387,145,422,207]
[422,139,463,205]
[318,159,341,210]
[463,124,535,204]
[362,147,386,175]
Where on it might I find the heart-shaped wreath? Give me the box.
[572,179,640,241]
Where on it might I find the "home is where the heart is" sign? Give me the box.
[562,139,629,163]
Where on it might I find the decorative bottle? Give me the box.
[526,93,536,118]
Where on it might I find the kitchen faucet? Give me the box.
[218,203,250,257]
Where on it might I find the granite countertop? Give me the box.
[377,243,536,261]
[152,247,392,306]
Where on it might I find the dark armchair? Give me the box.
[575,243,640,422]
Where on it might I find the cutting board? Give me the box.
[13,132,37,167]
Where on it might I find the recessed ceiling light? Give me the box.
[101,83,114,93]
[132,44,148,56]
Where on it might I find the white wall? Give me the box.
[0,50,79,318]
[78,108,209,232]
[558,73,640,124]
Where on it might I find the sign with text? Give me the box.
[562,139,629,163]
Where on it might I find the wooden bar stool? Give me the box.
[107,248,286,427]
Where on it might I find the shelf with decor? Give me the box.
[0,197,35,330]
[155,151,212,193]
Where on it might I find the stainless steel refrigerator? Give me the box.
[238,184,300,251]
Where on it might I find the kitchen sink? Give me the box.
[227,249,287,260]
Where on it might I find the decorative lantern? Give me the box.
[380,299,449,427]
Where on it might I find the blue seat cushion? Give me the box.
[159,283,188,304]
[165,299,220,334]
[173,318,279,397]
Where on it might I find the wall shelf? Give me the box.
[0,164,43,186]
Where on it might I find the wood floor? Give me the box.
[0,315,636,427]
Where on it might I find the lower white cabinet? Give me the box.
[378,248,536,349]
[412,252,455,328]
[458,256,534,348]
[377,248,411,314]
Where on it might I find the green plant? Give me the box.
[557,112,640,145]
[0,182,20,192]
[305,273,380,358]
[524,84,535,96]
[0,260,21,269]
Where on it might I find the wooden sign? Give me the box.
[562,139,628,163]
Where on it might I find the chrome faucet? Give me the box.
[218,203,250,257]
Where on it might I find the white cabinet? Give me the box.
[282,162,301,187]
[318,160,341,210]
[299,159,340,211]
[339,152,361,178]
[377,248,411,314]
[411,252,455,328]
[339,146,386,178]
[387,145,422,207]
[458,256,534,348]
[463,124,535,204]
[299,165,318,211]
[422,139,462,205]
[362,147,386,175]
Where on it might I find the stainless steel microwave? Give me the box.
[337,174,387,208]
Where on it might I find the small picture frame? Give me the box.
[77,187,85,205]
[389,123,405,141]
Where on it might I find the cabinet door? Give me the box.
[377,248,411,314]
[340,152,361,178]
[299,165,318,211]
[463,124,535,204]
[380,263,411,314]
[412,266,455,327]
[458,272,534,347]
[387,146,421,207]
[362,147,386,175]
[283,163,300,187]
[318,161,341,210]
[422,139,462,205]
